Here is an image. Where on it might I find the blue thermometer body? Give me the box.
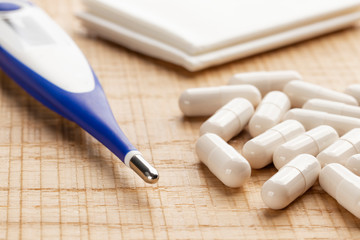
[0,0,158,183]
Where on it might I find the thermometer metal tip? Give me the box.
[129,155,159,184]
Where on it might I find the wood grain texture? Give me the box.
[1,0,360,239]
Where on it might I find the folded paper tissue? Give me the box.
[78,0,360,71]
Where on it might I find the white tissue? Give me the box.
[78,0,360,71]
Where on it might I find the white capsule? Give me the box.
[283,108,360,136]
[317,128,360,167]
[200,98,254,141]
[249,91,290,137]
[303,99,360,119]
[345,84,360,104]
[283,80,358,108]
[242,120,305,169]
[262,154,321,209]
[319,163,360,219]
[228,71,302,96]
[346,154,360,176]
[273,125,338,170]
[196,133,251,188]
[179,85,261,116]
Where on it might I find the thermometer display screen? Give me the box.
[4,16,55,45]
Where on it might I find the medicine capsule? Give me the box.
[346,154,360,176]
[283,80,358,108]
[283,108,360,136]
[179,85,261,116]
[196,133,251,188]
[273,125,338,169]
[345,84,360,104]
[262,154,321,209]
[317,128,360,167]
[228,70,302,96]
[303,99,360,119]
[242,120,305,169]
[249,91,290,137]
[200,98,254,141]
[319,163,360,219]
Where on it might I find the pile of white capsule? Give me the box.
[178,70,360,218]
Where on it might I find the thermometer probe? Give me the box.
[0,0,159,183]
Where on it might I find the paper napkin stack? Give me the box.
[78,0,360,71]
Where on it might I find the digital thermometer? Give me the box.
[0,0,159,183]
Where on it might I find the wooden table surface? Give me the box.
[1,0,360,239]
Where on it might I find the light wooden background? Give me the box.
[1,0,360,239]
